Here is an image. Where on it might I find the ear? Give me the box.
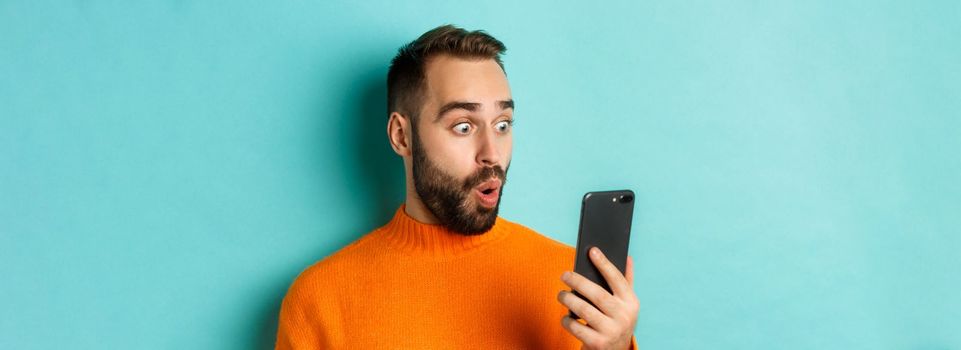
[387,111,412,157]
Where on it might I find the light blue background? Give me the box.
[2,1,959,349]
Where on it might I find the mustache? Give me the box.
[461,165,507,191]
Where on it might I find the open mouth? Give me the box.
[474,179,502,207]
[475,178,501,193]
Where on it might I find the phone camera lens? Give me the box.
[619,195,634,203]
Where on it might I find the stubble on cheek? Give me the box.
[410,131,506,235]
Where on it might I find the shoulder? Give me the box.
[284,229,385,300]
[498,217,575,259]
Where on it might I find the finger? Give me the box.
[561,315,602,346]
[589,247,632,298]
[626,255,634,287]
[561,271,620,316]
[556,290,612,330]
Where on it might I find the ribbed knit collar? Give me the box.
[377,204,510,257]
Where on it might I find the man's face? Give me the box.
[411,55,514,235]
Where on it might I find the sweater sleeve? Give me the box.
[274,270,341,350]
[275,286,325,350]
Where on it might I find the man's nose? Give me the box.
[475,127,501,167]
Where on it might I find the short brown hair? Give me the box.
[387,24,507,121]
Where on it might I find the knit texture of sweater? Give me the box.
[275,205,637,349]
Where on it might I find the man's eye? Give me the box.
[453,123,472,135]
[495,120,513,133]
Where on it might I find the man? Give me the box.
[275,24,639,349]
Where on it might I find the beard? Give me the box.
[410,129,508,235]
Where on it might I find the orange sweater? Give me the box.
[275,205,637,349]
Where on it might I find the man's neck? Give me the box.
[403,193,441,225]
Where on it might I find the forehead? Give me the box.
[423,55,511,105]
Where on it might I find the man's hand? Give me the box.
[557,247,639,350]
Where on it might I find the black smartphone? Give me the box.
[569,189,635,319]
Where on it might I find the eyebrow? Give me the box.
[434,99,515,122]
